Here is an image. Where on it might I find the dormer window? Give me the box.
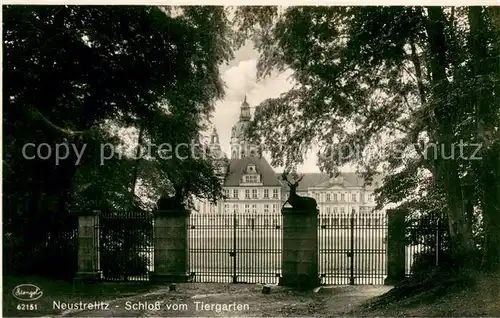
[245,175,258,183]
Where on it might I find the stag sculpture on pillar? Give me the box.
[282,170,317,211]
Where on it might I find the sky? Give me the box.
[211,41,322,173]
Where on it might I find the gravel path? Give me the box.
[61,283,391,317]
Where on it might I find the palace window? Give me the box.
[244,204,250,213]
[333,207,338,213]
[264,189,269,199]
[233,204,238,213]
[272,189,279,199]
[252,189,258,199]
[326,206,331,213]
[341,193,345,201]
[264,204,269,213]
[326,193,331,201]
[351,193,357,202]
[333,193,338,201]
[233,189,239,199]
[251,204,257,213]
[224,189,230,199]
[272,204,278,213]
[224,204,229,213]
[245,190,250,199]
[340,207,345,213]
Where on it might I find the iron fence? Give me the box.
[189,211,388,285]
[405,212,448,276]
[189,212,282,284]
[319,211,388,285]
[97,210,154,281]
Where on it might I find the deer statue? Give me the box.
[282,170,317,211]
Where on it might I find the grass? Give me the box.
[354,270,500,317]
[3,276,159,317]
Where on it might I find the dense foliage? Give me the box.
[3,5,233,277]
[236,6,500,271]
[3,5,499,279]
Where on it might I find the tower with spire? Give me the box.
[230,95,261,159]
[208,126,228,179]
[209,127,222,159]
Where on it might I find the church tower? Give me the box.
[230,96,261,159]
[209,127,222,159]
[209,126,228,179]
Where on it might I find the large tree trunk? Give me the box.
[468,6,500,271]
[426,7,474,264]
[131,125,145,203]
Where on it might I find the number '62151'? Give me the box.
[17,304,38,311]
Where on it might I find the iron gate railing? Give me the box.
[405,212,448,276]
[98,210,154,281]
[318,211,388,285]
[189,212,282,284]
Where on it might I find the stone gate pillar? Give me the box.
[75,210,101,281]
[151,208,191,283]
[384,209,407,285]
[280,208,320,289]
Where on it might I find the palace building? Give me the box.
[194,97,383,219]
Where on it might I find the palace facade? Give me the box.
[194,97,383,217]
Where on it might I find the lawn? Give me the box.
[3,276,159,317]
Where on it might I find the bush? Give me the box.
[3,232,77,280]
[410,248,483,275]
[410,250,453,275]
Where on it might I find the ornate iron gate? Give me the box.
[189,212,282,284]
[319,211,388,285]
[98,210,154,281]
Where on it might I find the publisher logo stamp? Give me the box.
[12,284,43,301]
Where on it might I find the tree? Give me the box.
[3,5,233,276]
[234,6,500,270]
